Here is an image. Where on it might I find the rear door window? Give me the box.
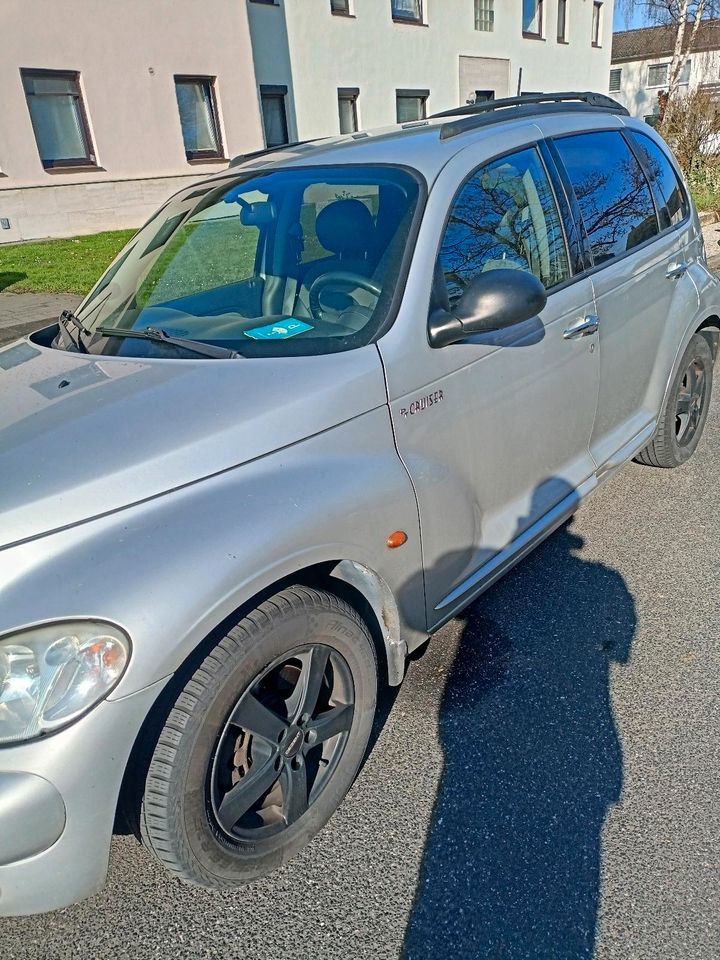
[628,131,689,229]
[553,131,660,265]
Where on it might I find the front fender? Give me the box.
[0,407,424,696]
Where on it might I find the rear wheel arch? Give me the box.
[696,314,720,362]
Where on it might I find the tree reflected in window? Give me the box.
[554,132,659,264]
[438,147,570,304]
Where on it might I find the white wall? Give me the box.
[0,0,264,243]
[612,48,720,119]
[248,0,615,141]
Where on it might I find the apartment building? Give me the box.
[0,0,614,245]
[248,0,614,144]
[0,0,263,244]
[610,20,720,121]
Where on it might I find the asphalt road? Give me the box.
[1,316,719,959]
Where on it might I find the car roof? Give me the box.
[219,92,632,186]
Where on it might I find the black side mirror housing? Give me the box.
[428,269,548,348]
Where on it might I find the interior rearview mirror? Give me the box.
[428,269,548,348]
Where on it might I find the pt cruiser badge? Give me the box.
[400,389,444,417]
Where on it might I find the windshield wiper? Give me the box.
[58,309,91,353]
[95,325,241,359]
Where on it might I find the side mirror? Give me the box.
[428,269,548,348]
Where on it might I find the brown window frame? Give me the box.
[20,68,97,170]
[337,87,359,133]
[396,88,429,122]
[391,0,423,25]
[260,84,290,148]
[522,0,543,39]
[557,0,568,42]
[591,1,602,46]
[174,75,225,163]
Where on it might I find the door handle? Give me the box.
[666,260,689,279]
[563,314,599,340]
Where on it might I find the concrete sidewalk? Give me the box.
[0,291,82,345]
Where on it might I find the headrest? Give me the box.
[315,198,376,257]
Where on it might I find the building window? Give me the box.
[679,59,691,83]
[475,0,494,31]
[21,69,96,169]
[591,1,602,46]
[338,88,359,133]
[396,89,428,122]
[331,0,351,12]
[609,67,622,92]
[392,0,423,23]
[647,63,669,87]
[174,77,223,161]
[522,0,542,37]
[557,0,567,41]
[260,84,289,147]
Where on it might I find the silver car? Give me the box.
[1,92,717,915]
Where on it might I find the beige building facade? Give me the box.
[1,0,615,245]
[0,0,264,244]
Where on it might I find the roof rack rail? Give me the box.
[228,138,326,169]
[432,90,629,140]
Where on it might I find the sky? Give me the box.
[613,3,654,31]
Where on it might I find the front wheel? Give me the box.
[140,586,377,888]
[635,333,713,468]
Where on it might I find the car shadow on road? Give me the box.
[401,503,636,959]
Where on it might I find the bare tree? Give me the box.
[617,0,718,100]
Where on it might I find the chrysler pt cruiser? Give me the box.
[0,92,717,914]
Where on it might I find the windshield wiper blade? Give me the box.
[58,309,91,353]
[95,325,241,359]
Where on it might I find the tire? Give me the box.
[140,585,377,888]
[635,333,713,468]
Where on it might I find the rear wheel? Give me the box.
[140,585,377,888]
[635,333,713,468]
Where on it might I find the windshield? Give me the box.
[70,164,422,359]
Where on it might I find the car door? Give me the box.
[551,128,688,468]
[377,134,600,628]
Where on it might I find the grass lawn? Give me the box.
[0,229,136,296]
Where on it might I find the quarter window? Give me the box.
[21,69,95,168]
[629,132,689,228]
[396,89,428,122]
[475,0,494,31]
[554,131,659,264]
[174,77,223,161]
[522,0,543,37]
[438,146,571,304]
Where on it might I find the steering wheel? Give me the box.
[308,271,382,323]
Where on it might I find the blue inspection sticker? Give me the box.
[244,319,314,340]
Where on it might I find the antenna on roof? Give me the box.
[517,67,523,97]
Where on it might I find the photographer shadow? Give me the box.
[402,492,635,959]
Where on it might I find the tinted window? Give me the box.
[629,131,689,229]
[438,146,570,304]
[554,131,659,265]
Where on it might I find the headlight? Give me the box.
[0,620,130,745]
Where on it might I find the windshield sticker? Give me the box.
[244,319,313,340]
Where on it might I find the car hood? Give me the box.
[0,339,386,548]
